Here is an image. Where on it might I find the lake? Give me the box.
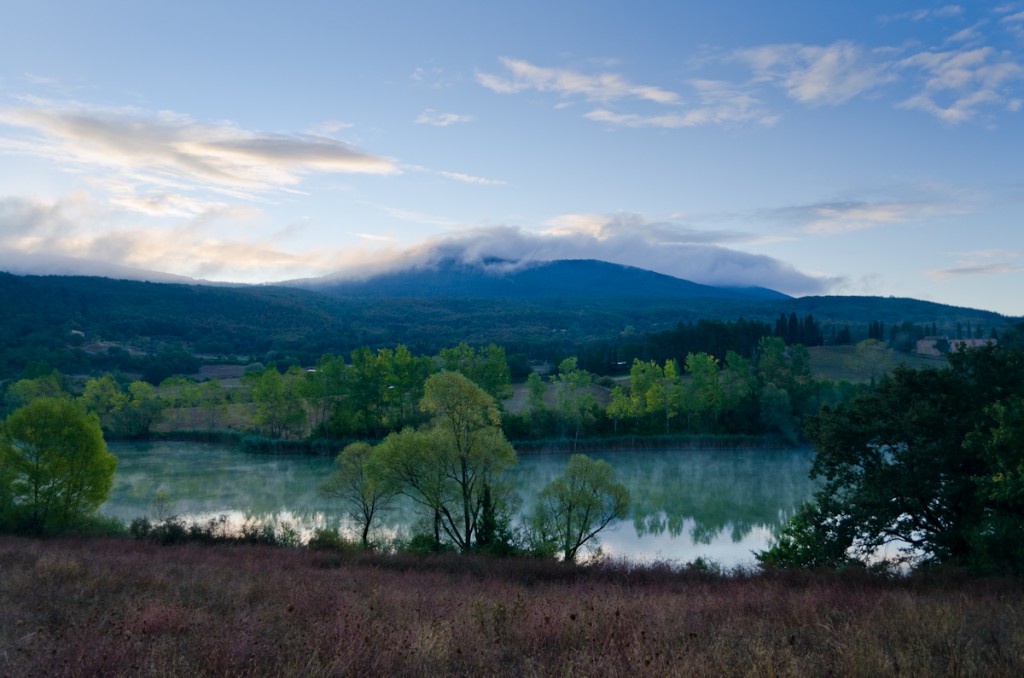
[101,441,816,567]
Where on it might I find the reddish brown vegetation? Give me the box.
[1,536,1022,676]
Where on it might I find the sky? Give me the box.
[1,1,1022,316]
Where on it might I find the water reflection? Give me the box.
[103,442,816,566]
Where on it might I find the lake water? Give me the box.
[102,441,816,567]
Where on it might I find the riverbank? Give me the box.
[1,536,1020,676]
[132,430,796,456]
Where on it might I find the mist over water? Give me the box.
[102,442,816,566]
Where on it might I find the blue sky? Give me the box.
[1,1,1022,315]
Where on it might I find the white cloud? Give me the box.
[436,170,506,186]
[736,41,896,105]
[415,109,474,126]
[0,98,398,214]
[768,198,960,234]
[585,79,776,127]
[476,57,680,104]
[897,47,1024,122]
[403,163,506,186]
[330,217,830,295]
[0,194,345,282]
[879,5,963,23]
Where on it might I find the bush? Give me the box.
[307,528,352,552]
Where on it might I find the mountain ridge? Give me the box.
[289,258,791,301]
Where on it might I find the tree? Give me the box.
[0,398,117,534]
[376,371,519,552]
[251,367,305,438]
[320,442,398,547]
[115,381,163,438]
[551,358,597,450]
[420,371,518,551]
[529,454,630,562]
[437,343,512,401]
[374,427,450,548]
[759,346,1024,572]
[683,353,722,432]
[80,374,127,430]
[3,370,65,414]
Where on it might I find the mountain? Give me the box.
[292,258,790,301]
[0,263,1015,381]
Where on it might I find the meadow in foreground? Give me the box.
[1,536,1022,676]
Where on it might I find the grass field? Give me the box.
[807,345,945,383]
[2,536,1021,676]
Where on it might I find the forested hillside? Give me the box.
[0,271,1013,382]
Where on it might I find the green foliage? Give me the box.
[1,398,117,534]
[762,346,1024,573]
[307,527,353,551]
[374,372,519,553]
[320,441,399,547]
[249,367,306,438]
[2,370,67,415]
[529,454,630,562]
[551,358,598,449]
[756,502,861,570]
[437,343,512,401]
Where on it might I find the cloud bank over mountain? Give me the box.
[320,217,831,296]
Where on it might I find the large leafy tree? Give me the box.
[760,345,1024,572]
[1,398,117,534]
[320,441,398,547]
[529,453,630,562]
[376,371,518,552]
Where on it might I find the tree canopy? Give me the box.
[1,398,117,534]
[530,454,630,562]
[759,345,1024,573]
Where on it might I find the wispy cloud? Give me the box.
[736,41,896,105]
[476,57,680,104]
[0,98,398,214]
[415,109,474,126]
[878,5,963,24]
[0,194,344,282]
[478,58,781,129]
[897,47,1024,122]
[928,249,1024,278]
[436,170,506,186]
[586,79,777,127]
[768,197,961,234]
[404,163,506,186]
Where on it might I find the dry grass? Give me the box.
[1,536,1021,676]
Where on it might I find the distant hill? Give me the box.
[0,265,1016,381]
[292,259,790,301]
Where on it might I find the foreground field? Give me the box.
[1,537,1022,677]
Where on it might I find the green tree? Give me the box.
[251,367,305,438]
[115,381,163,438]
[320,442,398,547]
[1,398,117,534]
[551,358,597,450]
[759,346,1024,572]
[526,371,547,414]
[420,371,518,551]
[374,427,450,549]
[438,343,512,402]
[80,374,127,430]
[376,372,518,552]
[683,353,721,432]
[529,454,630,562]
[3,370,66,414]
